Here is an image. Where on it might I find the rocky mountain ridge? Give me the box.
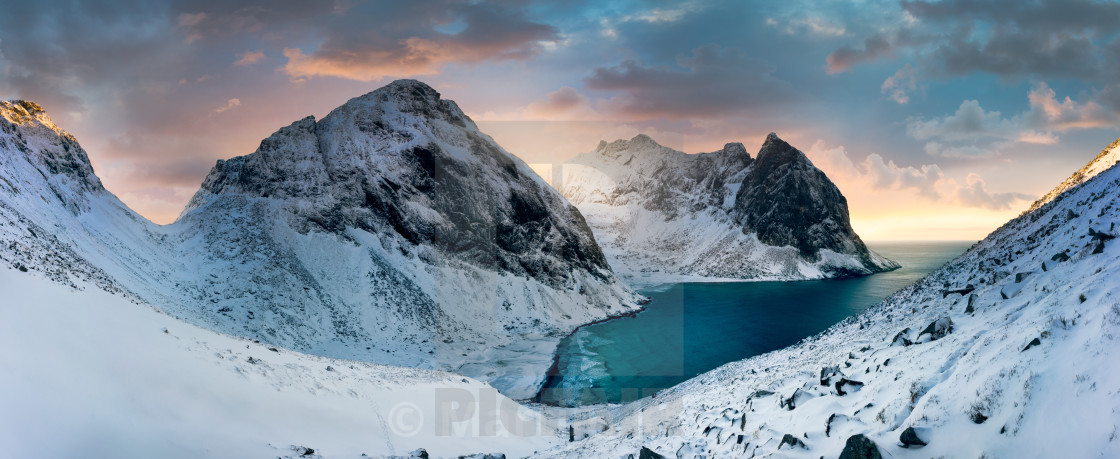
[556,132,897,284]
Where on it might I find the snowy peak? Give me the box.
[755,132,812,167]
[591,134,681,163]
[182,79,618,288]
[559,132,895,282]
[0,100,104,210]
[733,133,870,264]
[720,141,749,158]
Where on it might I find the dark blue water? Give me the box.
[538,241,973,406]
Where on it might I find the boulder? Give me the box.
[1022,337,1042,351]
[780,388,815,410]
[942,284,975,298]
[899,426,930,448]
[917,317,953,342]
[820,365,842,386]
[839,434,883,459]
[638,446,666,459]
[835,378,865,396]
[779,434,807,450]
[890,327,913,346]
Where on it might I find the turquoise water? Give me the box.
[538,241,974,406]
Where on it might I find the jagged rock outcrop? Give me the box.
[556,133,896,284]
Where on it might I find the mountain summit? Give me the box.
[732,133,875,263]
[557,133,896,283]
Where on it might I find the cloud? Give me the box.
[177,12,207,43]
[767,16,847,37]
[1025,82,1116,130]
[906,100,1056,144]
[526,86,589,117]
[826,33,893,73]
[907,84,1115,158]
[583,44,794,119]
[213,98,240,114]
[280,2,558,82]
[881,64,919,104]
[808,140,1033,210]
[830,0,1120,117]
[956,173,1035,211]
[810,140,944,199]
[234,50,265,66]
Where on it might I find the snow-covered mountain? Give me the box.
[539,137,1120,458]
[5,92,1120,458]
[557,133,897,285]
[0,82,643,399]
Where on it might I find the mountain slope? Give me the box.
[556,133,896,285]
[542,137,1120,458]
[0,266,557,459]
[0,82,642,399]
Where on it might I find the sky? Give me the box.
[1,0,1119,240]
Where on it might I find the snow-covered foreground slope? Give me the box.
[557,134,896,286]
[0,267,561,458]
[539,141,1120,458]
[0,84,642,400]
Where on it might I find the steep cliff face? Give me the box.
[732,133,882,272]
[557,133,896,284]
[0,82,642,399]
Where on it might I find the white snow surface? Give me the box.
[0,267,560,458]
[557,135,896,287]
[535,138,1120,457]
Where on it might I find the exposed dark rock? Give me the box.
[891,327,913,346]
[835,378,864,396]
[965,293,977,314]
[839,434,883,459]
[820,365,842,386]
[1022,337,1042,351]
[917,317,953,342]
[1051,252,1070,262]
[409,448,429,459]
[731,133,888,273]
[638,446,666,459]
[899,427,929,448]
[749,390,775,399]
[942,284,975,297]
[780,388,815,410]
[826,413,850,437]
[779,433,807,450]
[1015,272,1033,283]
